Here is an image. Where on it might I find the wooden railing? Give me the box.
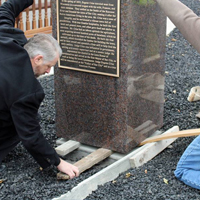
[0,0,52,38]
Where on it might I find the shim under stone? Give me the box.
[52,0,166,153]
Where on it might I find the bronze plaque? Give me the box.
[57,0,120,77]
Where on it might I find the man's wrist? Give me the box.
[55,157,61,167]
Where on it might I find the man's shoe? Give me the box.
[0,164,6,172]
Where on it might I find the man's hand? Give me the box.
[57,158,79,179]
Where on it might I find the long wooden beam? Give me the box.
[139,128,200,146]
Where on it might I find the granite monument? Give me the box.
[52,0,166,153]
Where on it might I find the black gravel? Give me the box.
[1,0,200,199]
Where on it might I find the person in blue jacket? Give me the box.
[156,0,200,190]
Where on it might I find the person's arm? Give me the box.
[0,0,33,27]
[10,91,60,167]
[156,0,200,54]
[10,92,79,179]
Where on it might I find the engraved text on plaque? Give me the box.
[57,0,120,77]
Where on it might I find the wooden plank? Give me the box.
[75,148,112,173]
[57,148,112,180]
[139,128,200,146]
[130,127,179,168]
[53,126,179,200]
[55,140,80,157]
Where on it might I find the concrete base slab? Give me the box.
[53,126,179,200]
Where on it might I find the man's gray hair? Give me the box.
[24,34,62,63]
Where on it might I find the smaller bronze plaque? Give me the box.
[57,0,120,77]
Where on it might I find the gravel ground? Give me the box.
[1,0,200,199]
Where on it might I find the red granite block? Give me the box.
[52,0,166,153]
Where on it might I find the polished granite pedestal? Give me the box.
[52,0,166,153]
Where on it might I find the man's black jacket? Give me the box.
[0,0,60,168]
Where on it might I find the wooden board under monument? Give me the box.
[52,0,166,154]
[57,148,112,180]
